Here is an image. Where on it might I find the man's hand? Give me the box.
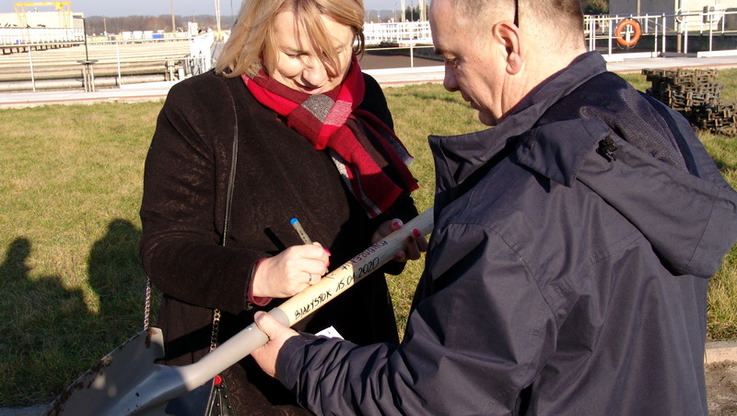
[252,311,299,378]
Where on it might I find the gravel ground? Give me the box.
[707,361,737,415]
[0,365,734,416]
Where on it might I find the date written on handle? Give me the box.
[293,241,387,320]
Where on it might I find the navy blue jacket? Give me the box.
[276,52,737,415]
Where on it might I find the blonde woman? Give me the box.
[139,0,426,414]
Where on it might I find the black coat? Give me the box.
[140,70,418,415]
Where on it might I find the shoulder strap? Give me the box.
[209,77,240,351]
[143,76,241,351]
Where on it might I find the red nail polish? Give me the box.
[393,220,403,228]
[413,228,422,237]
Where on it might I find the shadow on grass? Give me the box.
[0,237,85,406]
[0,237,31,278]
[87,219,148,332]
[709,154,736,172]
[0,219,148,407]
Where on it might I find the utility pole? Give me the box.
[214,0,222,40]
[170,0,175,32]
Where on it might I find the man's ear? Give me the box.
[492,21,523,75]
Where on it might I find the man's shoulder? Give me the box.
[445,158,557,228]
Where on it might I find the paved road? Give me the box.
[3,52,737,109]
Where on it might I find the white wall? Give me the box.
[0,10,78,28]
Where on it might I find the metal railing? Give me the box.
[586,9,737,57]
[362,21,435,69]
[0,26,83,49]
[3,9,737,92]
[0,31,214,92]
[362,10,737,63]
[364,21,432,46]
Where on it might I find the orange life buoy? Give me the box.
[615,18,642,47]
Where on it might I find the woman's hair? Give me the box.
[215,0,365,77]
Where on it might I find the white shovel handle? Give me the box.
[181,207,434,389]
[52,210,435,416]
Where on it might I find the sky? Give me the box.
[19,0,407,18]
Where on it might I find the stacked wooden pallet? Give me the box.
[642,68,737,136]
[690,103,737,136]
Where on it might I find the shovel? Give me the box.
[43,207,434,416]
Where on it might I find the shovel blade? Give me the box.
[43,327,168,416]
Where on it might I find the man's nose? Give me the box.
[443,68,459,92]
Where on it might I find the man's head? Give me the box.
[429,0,587,126]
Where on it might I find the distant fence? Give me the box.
[0,27,83,54]
[362,10,737,62]
[4,8,737,93]
[0,31,215,92]
[364,21,432,46]
[586,9,737,57]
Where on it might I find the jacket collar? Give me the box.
[429,51,607,195]
[429,52,737,278]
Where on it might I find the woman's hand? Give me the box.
[372,218,428,262]
[252,242,331,298]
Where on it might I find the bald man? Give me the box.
[252,1,737,414]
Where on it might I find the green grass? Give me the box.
[619,69,737,340]
[698,131,737,340]
[2,70,737,407]
[0,102,161,406]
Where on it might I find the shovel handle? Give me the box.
[277,206,434,327]
[184,207,434,387]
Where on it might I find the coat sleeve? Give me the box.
[139,78,266,314]
[276,223,555,416]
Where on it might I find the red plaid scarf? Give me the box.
[242,57,418,217]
